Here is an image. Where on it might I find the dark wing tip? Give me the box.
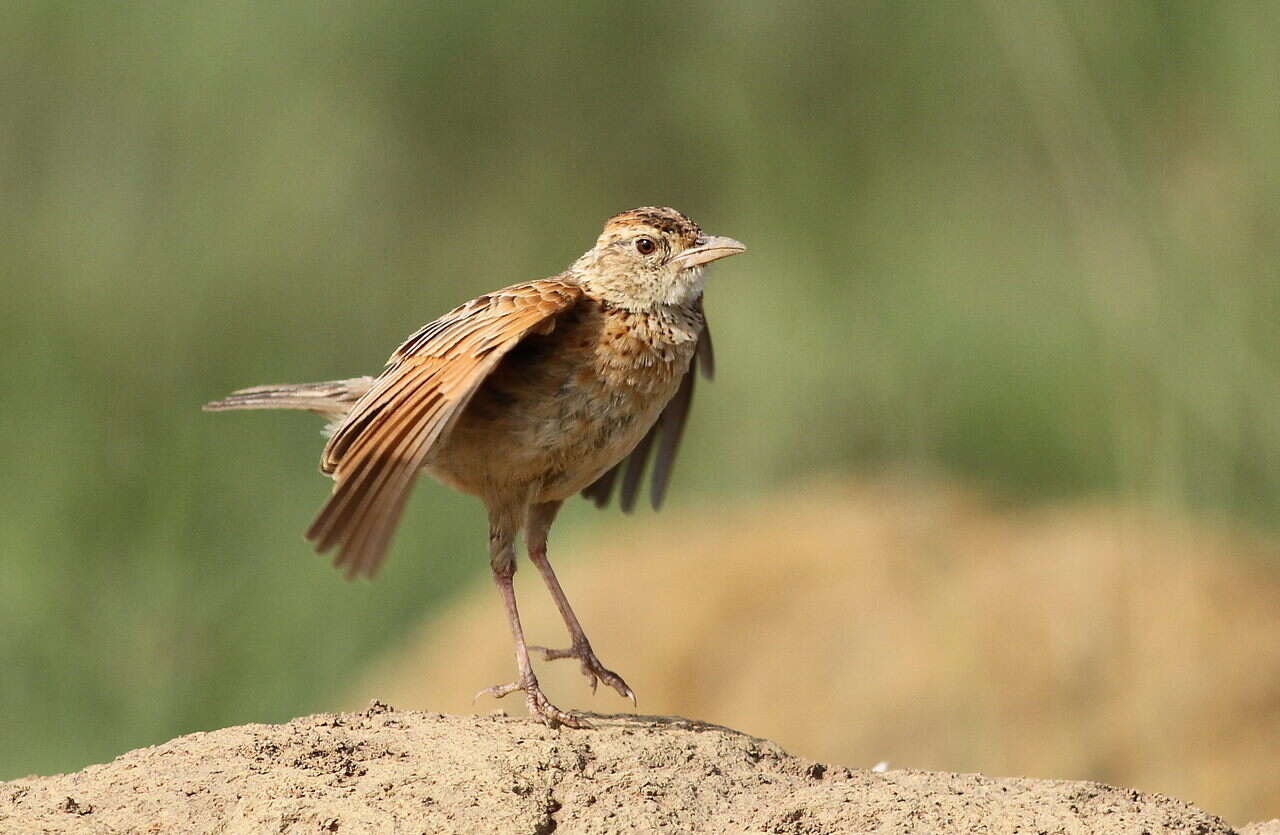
[618,426,657,513]
[648,354,697,510]
[581,464,620,508]
[696,320,714,381]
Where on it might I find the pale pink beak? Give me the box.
[669,235,747,269]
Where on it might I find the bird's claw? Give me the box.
[474,675,591,729]
[530,642,637,706]
[474,680,523,702]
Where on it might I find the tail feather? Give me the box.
[203,377,374,420]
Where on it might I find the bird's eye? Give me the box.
[635,237,657,255]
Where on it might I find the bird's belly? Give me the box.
[425,354,687,504]
[526,392,665,500]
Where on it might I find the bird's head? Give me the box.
[574,207,746,310]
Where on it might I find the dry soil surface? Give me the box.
[0,703,1248,834]
[356,478,1280,824]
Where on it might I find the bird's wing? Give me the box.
[307,278,583,579]
[582,300,713,512]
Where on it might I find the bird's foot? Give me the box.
[475,675,590,729]
[530,641,636,705]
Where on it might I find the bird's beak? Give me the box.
[669,235,747,269]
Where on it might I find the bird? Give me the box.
[204,207,746,727]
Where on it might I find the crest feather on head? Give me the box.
[604,207,702,249]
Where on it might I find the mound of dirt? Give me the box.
[0,703,1243,834]
[355,478,1280,824]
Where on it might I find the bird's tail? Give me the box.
[203,377,375,422]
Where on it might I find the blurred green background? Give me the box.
[3,0,1278,786]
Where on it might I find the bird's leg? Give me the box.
[525,501,636,705]
[475,507,587,729]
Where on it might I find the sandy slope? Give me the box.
[355,478,1280,824]
[0,703,1247,834]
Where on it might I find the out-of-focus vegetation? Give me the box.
[2,0,1278,786]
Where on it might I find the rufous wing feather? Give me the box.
[306,279,583,579]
